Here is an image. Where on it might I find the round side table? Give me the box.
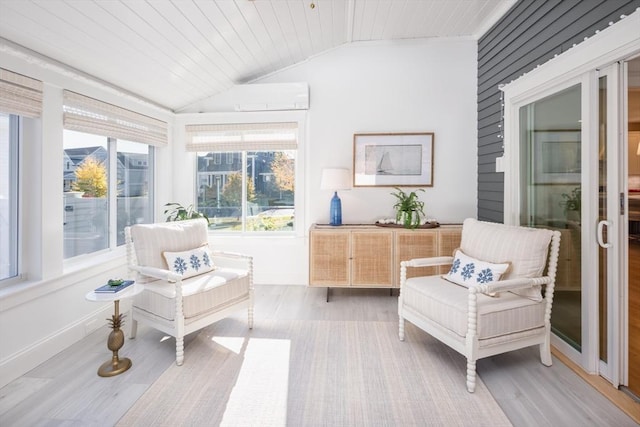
[85,284,144,377]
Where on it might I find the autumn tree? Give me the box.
[221,172,256,206]
[271,152,294,193]
[72,155,107,197]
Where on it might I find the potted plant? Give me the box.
[164,202,210,224]
[391,187,426,229]
[560,187,581,222]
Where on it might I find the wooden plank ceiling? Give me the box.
[0,0,515,111]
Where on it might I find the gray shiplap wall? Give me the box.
[477,0,640,223]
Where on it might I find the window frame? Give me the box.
[196,148,296,234]
[0,114,21,285]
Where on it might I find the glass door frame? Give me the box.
[500,12,640,383]
[596,63,623,387]
[503,72,598,371]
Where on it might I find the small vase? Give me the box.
[400,211,419,228]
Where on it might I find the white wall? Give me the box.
[186,38,478,224]
[182,38,479,282]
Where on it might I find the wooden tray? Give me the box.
[374,222,440,229]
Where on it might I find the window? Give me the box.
[0,113,18,281]
[187,122,297,232]
[116,139,152,245]
[63,91,165,259]
[63,130,109,258]
[0,68,43,283]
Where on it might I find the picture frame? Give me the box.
[353,132,434,187]
[533,130,581,184]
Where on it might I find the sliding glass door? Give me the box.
[518,84,583,351]
[514,62,634,389]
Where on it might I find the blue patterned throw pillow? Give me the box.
[444,250,510,291]
[163,245,215,280]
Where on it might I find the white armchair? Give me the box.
[125,218,253,365]
[398,218,561,392]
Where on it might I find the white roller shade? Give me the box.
[0,68,43,118]
[185,122,298,152]
[63,90,168,146]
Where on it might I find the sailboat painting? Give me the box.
[354,132,434,187]
[364,144,422,176]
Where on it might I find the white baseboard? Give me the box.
[0,304,111,389]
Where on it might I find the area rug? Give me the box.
[117,318,512,426]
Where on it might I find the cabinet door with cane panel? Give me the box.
[351,230,394,287]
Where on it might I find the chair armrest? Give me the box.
[129,265,181,283]
[402,256,454,268]
[471,276,552,295]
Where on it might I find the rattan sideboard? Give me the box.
[309,224,462,291]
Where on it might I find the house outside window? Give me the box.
[188,122,297,232]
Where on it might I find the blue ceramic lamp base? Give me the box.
[329,191,342,226]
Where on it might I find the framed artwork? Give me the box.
[533,130,581,184]
[353,132,434,187]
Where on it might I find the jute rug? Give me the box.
[117,317,511,426]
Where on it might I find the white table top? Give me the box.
[85,283,144,302]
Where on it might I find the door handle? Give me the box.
[597,220,612,249]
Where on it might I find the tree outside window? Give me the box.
[72,155,107,197]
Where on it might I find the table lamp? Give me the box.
[320,168,351,226]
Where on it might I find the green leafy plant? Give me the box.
[391,187,426,229]
[164,202,210,224]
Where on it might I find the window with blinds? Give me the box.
[188,122,297,233]
[0,68,42,284]
[63,91,157,258]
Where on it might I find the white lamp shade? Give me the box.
[637,141,640,156]
[321,168,351,190]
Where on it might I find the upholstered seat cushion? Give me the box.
[133,267,250,321]
[402,275,545,340]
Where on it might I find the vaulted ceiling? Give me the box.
[0,0,515,111]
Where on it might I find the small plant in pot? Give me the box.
[560,187,581,223]
[391,187,426,229]
[164,202,210,224]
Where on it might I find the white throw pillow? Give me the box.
[444,250,509,289]
[163,245,215,280]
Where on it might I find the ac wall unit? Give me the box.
[233,82,309,111]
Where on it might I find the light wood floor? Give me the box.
[1,285,638,426]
